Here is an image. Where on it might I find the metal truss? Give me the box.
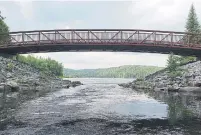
[1,29,201,49]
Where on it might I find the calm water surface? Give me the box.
[0,78,201,135]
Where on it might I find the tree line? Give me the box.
[16,55,63,77]
[64,65,163,78]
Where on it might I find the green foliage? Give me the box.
[6,62,14,71]
[166,52,197,80]
[135,78,144,82]
[0,13,9,43]
[167,96,194,125]
[167,53,196,73]
[167,53,180,72]
[167,53,185,79]
[16,54,63,76]
[63,65,163,78]
[179,56,197,65]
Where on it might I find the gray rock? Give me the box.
[63,80,71,84]
[154,87,167,92]
[179,83,185,87]
[6,80,19,92]
[179,87,201,92]
[175,76,182,81]
[70,81,83,87]
[0,85,4,92]
[187,82,194,86]
[156,83,166,88]
[194,82,201,87]
[63,85,70,88]
[61,80,83,88]
[118,83,130,88]
[62,80,71,87]
[172,83,179,88]
[6,73,12,78]
[144,61,201,93]
[167,87,180,92]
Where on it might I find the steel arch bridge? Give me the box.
[1,29,201,56]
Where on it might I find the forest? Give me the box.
[64,65,163,78]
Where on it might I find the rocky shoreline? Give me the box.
[0,56,82,94]
[119,61,201,93]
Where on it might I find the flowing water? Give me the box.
[0,78,201,135]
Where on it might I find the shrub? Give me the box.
[168,71,182,81]
[167,53,180,72]
[6,62,14,71]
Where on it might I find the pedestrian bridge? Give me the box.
[1,29,201,56]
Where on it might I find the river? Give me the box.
[0,78,201,135]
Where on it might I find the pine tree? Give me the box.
[185,4,200,34]
[185,4,201,44]
[183,4,199,61]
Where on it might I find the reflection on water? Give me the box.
[0,78,201,135]
[111,101,167,119]
[0,88,55,131]
[149,91,201,124]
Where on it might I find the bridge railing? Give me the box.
[0,29,201,48]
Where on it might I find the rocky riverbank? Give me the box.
[0,56,82,93]
[119,61,201,93]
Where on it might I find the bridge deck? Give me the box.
[0,29,201,56]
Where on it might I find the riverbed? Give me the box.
[0,78,201,135]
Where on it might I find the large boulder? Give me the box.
[63,80,71,84]
[62,80,71,88]
[70,81,82,87]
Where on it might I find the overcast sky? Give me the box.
[1,0,201,69]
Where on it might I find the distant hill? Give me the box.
[64,65,164,78]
